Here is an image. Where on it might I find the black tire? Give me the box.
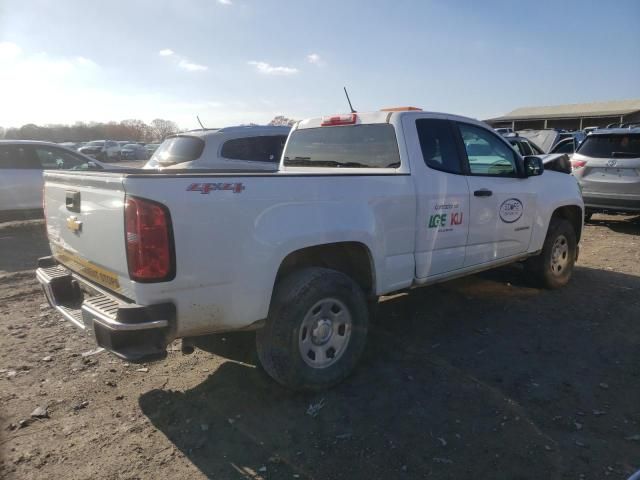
[256,267,369,391]
[525,218,577,289]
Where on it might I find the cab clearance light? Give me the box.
[321,114,357,126]
[380,106,423,112]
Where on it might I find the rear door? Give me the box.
[455,122,537,267]
[0,144,43,211]
[402,116,470,278]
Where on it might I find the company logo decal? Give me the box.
[606,159,617,167]
[428,202,464,233]
[499,198,523,223]
[187,182,245,194]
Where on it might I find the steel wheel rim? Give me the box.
[550,234,569,275]
[298,298,352,369]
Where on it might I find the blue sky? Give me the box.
[0,0,638,129]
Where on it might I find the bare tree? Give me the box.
[150,119,179,141]
[268,115,297,127]
[121,119,152,142]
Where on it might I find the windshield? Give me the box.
[123,144,138,149]
[577,134,640,158]
[86,141,104,146]
[283,124,401,168]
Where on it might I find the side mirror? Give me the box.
[523,156,544,177]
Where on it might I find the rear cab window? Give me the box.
[577,133,640,158]
[283,124,400,168]
[150,135,205,166]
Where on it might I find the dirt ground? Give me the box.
[1,214,639,480]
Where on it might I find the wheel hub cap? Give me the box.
[311,319,333,345]
[299,298,353,369]
[550,234,569,275]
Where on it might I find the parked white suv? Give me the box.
[0,140,106,220]
[37,109,583,390]
[143,125,290,171]
[78,140,121,162]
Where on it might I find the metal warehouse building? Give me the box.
[486,99,640,131]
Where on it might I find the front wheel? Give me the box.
[525,218,577,289]
[256,268,369,391]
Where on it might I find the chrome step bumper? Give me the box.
[36,257,174,361]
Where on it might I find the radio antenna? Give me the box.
[197,115,206,130]
[343,87,356,113]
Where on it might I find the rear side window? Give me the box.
[0,145,39,169]
[283,124,400,168]
[415,119,462,174]
[221,135,287,163]
[577,134,640,158]
[152,136,205,166]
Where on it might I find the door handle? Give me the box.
[474,189,493,197]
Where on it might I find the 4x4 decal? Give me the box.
[187,182,245,194]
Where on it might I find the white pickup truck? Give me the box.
[36,108,584,390]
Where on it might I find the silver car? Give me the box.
[571,127,640,220]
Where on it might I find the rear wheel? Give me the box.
[525,218,577,289]
[256,268,369,391]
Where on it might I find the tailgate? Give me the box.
[43,171,129,295]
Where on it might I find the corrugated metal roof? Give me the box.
[489,99,640,121]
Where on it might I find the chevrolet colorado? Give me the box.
[36,109,584,390]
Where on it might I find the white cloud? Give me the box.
[217,0,232,4]
[307,53,322,65]
[158,49,207,72]
[178,59,208,72]
[75,56,98,67]
[248,61,299,76]
[0,41,22,60]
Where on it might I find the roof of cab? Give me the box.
[295,110,484,130]
[181,125,291,138]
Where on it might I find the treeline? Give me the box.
[0,115,298,144]
[0,119,179,143]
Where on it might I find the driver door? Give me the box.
[454,122,537,267]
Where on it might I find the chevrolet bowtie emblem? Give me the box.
[66,216,82,233]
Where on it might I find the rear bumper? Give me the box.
[582,192,640,213]
[35,256,175,361]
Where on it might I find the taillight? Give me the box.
[571,159,587,170]
[125,196,174,282]
[321,114,357,126]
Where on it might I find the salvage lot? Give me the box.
[1,216,639,479]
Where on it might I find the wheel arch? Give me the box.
[551,205,583,243]
[273,242,376,298]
